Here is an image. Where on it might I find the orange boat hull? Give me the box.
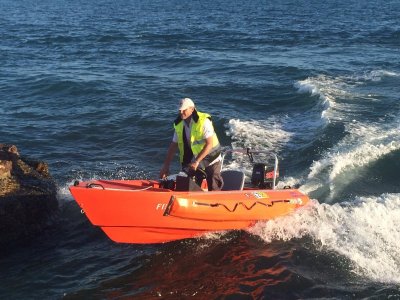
[69,179,309,244]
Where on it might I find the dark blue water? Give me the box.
[1,0,400,298]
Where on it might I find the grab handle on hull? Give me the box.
[163,196,175,216]
[87,183,105,189]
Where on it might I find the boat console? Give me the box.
[159,147,280,192]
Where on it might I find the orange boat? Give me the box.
[69,149,310,244]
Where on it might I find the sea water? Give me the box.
[1,0,399,298]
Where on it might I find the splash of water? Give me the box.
[293,70,400,198]
[303,121,400,199]
[226,118,292,151]
[250,194,400,284]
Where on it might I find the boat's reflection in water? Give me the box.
[77,232,313,299]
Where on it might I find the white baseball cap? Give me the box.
[178,98,195,111]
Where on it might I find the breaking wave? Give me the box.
[278,70,399,198]
[301,120,400,200]
[250,193,400,284]
[294,70,399,123]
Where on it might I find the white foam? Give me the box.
[226,70,399,198]
[225,111,326,163]
[294,70,399,124]
[294,71,400,199]
[198,231,233,245]
[57,177,88,203]
[294,75,341,122]
[275,176,300,189]
[304,121,400,199]
[226,118,292,151]
[226,71,375,159]
[355,70,400,82]
[249,193,400,284]
[223,118,291,170]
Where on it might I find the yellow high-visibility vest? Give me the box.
[174,111,220,163]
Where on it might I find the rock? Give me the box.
[0,144,59,251]
[0,160,12,179]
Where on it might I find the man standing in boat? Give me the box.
[160,98,224,191]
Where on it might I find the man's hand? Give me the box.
[190,136,213,171]
[189,160,200,171]
[160,142,178,179]
[159,164,169,179]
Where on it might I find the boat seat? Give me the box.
[221,170,245,191]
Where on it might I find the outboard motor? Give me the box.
[251,163,279,189]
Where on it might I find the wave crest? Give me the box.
[250,193,400,284]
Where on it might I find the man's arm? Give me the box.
[160,142,178,178]
[190,136,213,170]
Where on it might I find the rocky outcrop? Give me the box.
[0,144,59,251]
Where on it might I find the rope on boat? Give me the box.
[86,182,153,192]
[102,186,153,192]
[193,200,291,212]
